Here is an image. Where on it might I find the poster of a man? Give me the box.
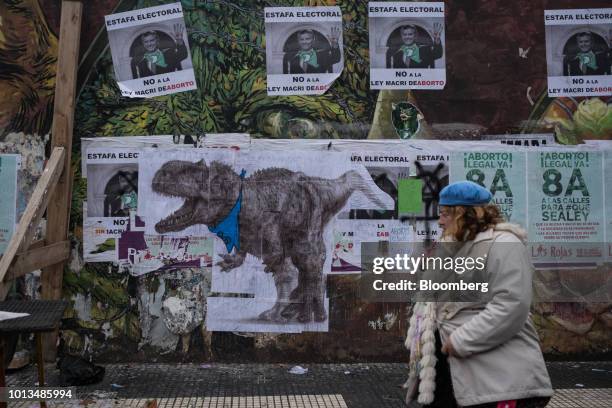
[105,2,197,98]
[103,170,138,217]
[545,8,612,97]
[282,28,341,74]
[369,2,446,90]
[131,24,188,79]
[386,23,443,69]
[562,31,611,76]
[84,150,140,263]
[86,163,139,218]
[265,6,344,96]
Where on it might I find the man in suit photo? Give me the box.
[386,23,443,69]
[563,31,610,76]
[131,24,188,79]
[282,28,341,74]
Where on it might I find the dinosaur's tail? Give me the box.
[343,170,389,209]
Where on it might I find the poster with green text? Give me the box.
[450,151,526,225]
[527,151,604,266]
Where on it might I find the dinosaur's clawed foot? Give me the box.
[280,302,302,321]
[258,303,288,323]
[279,294,327,323]
[313,302,327,322]
[216,253,245,272]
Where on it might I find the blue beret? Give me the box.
[439,181,492,206]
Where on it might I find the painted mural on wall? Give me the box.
[0,0,610,360]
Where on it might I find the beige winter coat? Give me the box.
[436,223,554,407]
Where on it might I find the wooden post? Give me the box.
[40,0,83,361]
[0,338,5,408]
[6,241,71,282]
[35,333,47,408]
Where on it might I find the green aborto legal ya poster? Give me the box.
[527,151,604,265]
[450,151,526,226]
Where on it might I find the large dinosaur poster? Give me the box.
[137,148,394,331]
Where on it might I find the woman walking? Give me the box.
[404,181,553,408]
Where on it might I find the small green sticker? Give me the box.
[398,178,423,213]
[392,102,421,140]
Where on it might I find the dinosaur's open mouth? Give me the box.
[155,197,200,233]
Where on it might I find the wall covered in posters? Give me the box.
[0,0,610,361]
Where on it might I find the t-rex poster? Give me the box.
[138,148,394,331]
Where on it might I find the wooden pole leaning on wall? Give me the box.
[41,0,83,361]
